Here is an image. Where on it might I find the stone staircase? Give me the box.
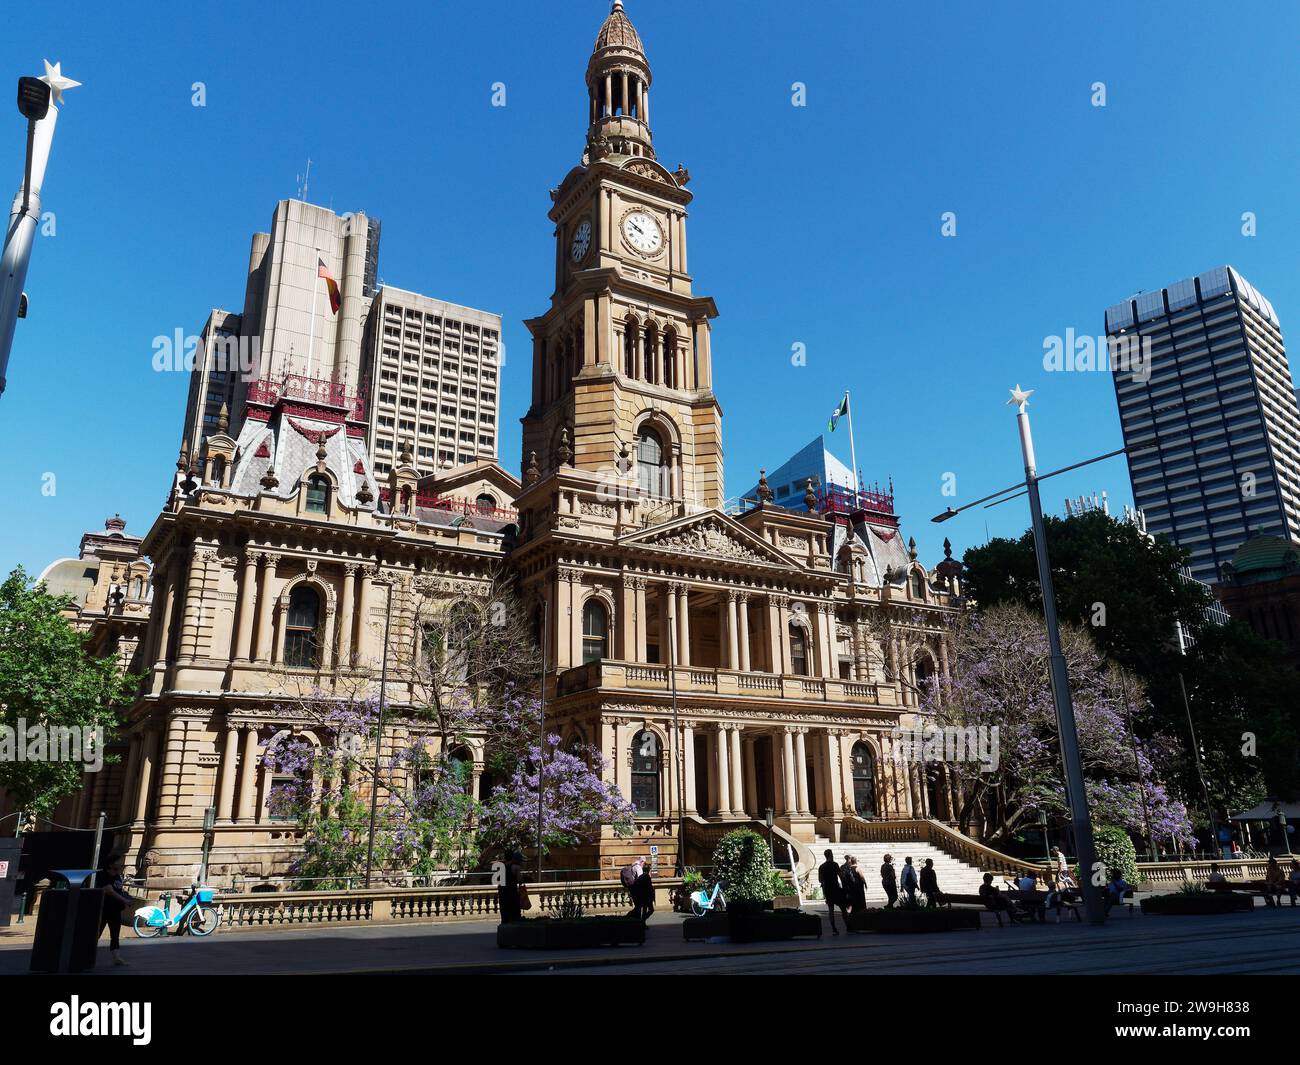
[813,838,989,899]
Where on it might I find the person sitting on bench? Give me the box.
[1103,869,1132,915]
[979,873,1013,925]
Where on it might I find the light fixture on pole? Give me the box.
[0,61,79,397]
[931,386,1138,925]
[1036,808,1050,867]
[363,563,393,889]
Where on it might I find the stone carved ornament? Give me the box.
[646,520,768,565]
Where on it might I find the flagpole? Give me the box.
[844,391,861,500]
[305,250,320,380]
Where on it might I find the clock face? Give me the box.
[621,210,663,256]
[570,219,591,263]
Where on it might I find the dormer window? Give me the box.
[305,476,330,514]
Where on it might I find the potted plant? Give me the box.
[675,868,707,914]
[770,870,800,910]
[1140,883,1255,916]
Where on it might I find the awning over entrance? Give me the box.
[1229,800,1300,821]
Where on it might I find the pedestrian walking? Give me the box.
[818,849,851,934]
[498,850,527,924]
[632,856,655,923]
[95,854,134,966]
[840,854,868,914]
[899,856,919,907]
[1052,846,1076,888]
[919,858,943,908]
[1264,857,1286,907]
[880,853,898,908]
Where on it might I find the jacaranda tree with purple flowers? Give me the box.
[925,602,1194,851]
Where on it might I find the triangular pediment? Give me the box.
[619,511,800,569]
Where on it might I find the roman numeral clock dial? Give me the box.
[620,209,663,256]
[570,218,591,262]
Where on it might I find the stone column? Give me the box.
[634,578,648,662]
[254,553,279,662]
[676,584,691,667]
[781,728,797,815]
[216,724,240,822]
[795,728,811,815]
[778,598,793,675]
[556,571,574,670]
[150,564,178,670]
[236,726,260,823]
[619,576,637,660]
[765,595,782,673]
[115,739,142,824]
[233,551,259,661]
[816,605,835,677]
[132,729,158,823]
[725,591,740,670]
[158,716,186,823]
[715,726,732,817]
[737,593,751,672]
[729,726,744,816]
[178,546,209,661]
[682,721,697,814]
[337,563,357,669]
[659,582,672,665]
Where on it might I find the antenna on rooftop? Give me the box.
[297,157,313,201]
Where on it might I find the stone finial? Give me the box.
[943,537,953,560]
[524,450,540,487]
[756,468,773,503]
[398,438,413,466]
[217,402,229,433]
[804,475,819,511]
[557,427,572,467]
[618,441,631,476]
[908,535,917,561]
[355,480,374,506]
[315,432,329,473]
[176,445,189,472]
[260,467,279,490]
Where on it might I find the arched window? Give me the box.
[210,457,226,485]
[789,622,809,676]
[910,569,926,599]
[662,327,676,389]
[582,599,609,664]
[306,475,330,514]
[129,576,143,600]
[630,730,660,815]
[914,657,935,696]
[851,742,877,818]
[446,745,473,795]
[285,585,321,668]
[475,493,497,514]
[637,426,665,497]
[643,322,658,384]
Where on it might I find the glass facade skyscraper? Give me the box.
[1105,266,1300,583]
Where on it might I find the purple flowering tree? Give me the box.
[924,602,1194,850]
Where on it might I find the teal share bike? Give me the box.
[689,881,726,917]
[133,885,222,938]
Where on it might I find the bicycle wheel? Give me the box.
[133,913,166,939]
[187,905,221,937]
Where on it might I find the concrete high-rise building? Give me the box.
[360,287,502,478]
[1106,265,1300,583]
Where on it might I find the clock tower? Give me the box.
[521,0,722,511]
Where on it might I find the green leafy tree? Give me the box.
[1092,825,1139,885]
[712,829,775,903]
[0,567,135,817]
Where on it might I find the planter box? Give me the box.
[682,909,822,943]
[847,907,981,934]
[772,895,801,910]
[497,915,646,949]
[1140,893,1254,916]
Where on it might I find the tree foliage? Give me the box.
[0,567,136,816]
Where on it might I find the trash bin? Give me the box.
[0,839,19,928]
[30,869,104,973]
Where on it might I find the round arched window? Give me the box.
[475,493,497,514]
[582,599,609,664]
[851,742,877,818]
[789,622,809,676]
[637,427,665,497]
[306,475,330,514]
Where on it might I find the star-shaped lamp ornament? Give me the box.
[39,60,80,106]
[1007,384,1034,410]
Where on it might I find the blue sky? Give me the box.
[3,0,1298,576]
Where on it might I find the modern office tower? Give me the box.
[360,286,502,478]
[738,434,858,511]
[179,308,243,463]
[1105,265,1300,583]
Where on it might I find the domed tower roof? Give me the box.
[585,1,655,161]
[594,0,643,53]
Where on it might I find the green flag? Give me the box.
[828,393,849,432]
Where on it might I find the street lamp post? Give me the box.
[363,567,394,889]
[932,386,1132,925]
[1,62,79,397]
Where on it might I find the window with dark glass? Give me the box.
[475,493,496,513]
[630,730,660,816]
[305,475,330,514]
[637,427,665,497]
[911,570,925,599]
[284,585,321,668]
[789,623,809,676]
[582,599,609,664]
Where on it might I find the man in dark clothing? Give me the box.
[632,859,655,923]
[498,851,524,924]
[919,858,944,908]
[978,872,1012,926]
[818,849,851,935]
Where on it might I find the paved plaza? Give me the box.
[3,902,1296,977]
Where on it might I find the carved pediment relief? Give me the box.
[623,514,796,568]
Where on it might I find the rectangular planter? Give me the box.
[1140,893,1255,916]
[772,895,801,910]
[847,907,981,934]
[497,915,646,949]
[682,909,822,943]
